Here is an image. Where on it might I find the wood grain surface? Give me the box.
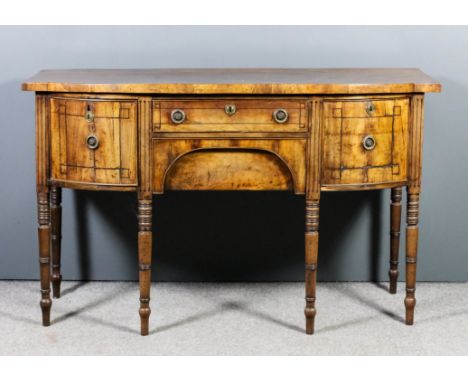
[22,68,441,94]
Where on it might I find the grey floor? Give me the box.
[0,281,467,355]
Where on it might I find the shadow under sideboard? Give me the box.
[69,189,389,282]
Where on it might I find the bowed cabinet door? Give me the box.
[49,97,138,186]
[321,96,409,188]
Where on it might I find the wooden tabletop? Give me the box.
[22,68,441,94]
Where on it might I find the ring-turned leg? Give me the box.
[138,198,153,336]
[305,199,320,334]
[405,191,420,325]
[50,186,62,298]
[389,187,402,294]
[37,191,52,326]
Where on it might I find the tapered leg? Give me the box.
[138,198,152,336]
[389,187,402,294]
[50,186,62,298]
[305,199,319,335]
[405,191,420,325]
[37,191,52,326]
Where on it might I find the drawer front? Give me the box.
[50,97,137,185]
[152,99,308,132]
[321,97,409,186]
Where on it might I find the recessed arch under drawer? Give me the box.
[152,139,307,194]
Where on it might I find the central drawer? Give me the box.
[152,99,308,132]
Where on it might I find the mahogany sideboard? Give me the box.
[22,68,441,335]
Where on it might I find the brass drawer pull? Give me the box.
[86,134,99,150]
[273,108,288,124]
[362,135,376,151]
[171,109,186,124]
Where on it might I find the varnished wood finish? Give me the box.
[50,186,62,298]
[24,69,440,336]
[389,187,402,294]
[22,68,441,94]
[321,96,409,187]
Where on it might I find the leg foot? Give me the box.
[305,199,319,335]
[389,187,402,294]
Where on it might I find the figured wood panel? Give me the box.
[153,99,307,132]
[165,150,293,191]
[50,97,137,185]
[22,68,441,94]
[321,97,409,186]
[152,139,307,194]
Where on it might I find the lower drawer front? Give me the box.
[152,99,308,132]
[50,97,137,185]
[321,97,409,186]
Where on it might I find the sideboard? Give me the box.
[22,68,441,335]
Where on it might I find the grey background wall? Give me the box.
[0,26,466,281]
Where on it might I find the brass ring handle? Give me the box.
[362,135,376,151]
[273,109,288,124]
[86,134,99,150]
[171,109,186,124]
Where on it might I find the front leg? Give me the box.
[138,198,153,336]
[405,190,420,325]
[305,199,320,334]
[37,191,52,326]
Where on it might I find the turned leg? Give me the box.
[305,199,320,334]
[405,191,420,325]
[389,187,402,294]
[138,198,153,336]
[37,191,52,326]
[50,186,62,298]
